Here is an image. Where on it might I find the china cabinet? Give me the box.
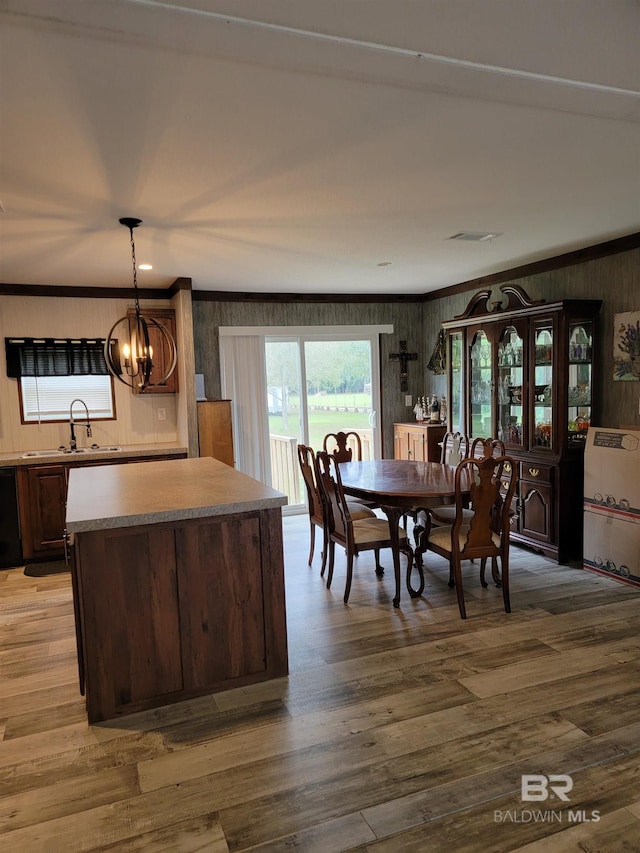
[443,284,601,563]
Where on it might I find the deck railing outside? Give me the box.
[270,429,373,506]
[270,434,301,505]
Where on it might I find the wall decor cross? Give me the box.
[389,340,418,391]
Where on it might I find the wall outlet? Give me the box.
[405,395,412,406]
[157,407,167,421]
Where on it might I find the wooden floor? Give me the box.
[1,514,640,852]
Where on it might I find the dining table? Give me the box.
[339,459,472,607]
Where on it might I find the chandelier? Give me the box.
[104,218,177,391]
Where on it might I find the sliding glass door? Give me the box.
[265,334,381,511]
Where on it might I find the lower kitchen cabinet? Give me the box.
[17,465,68,559]
[72,509,285,722]
[17,452,187,561]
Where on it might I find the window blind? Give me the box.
[5,338,110,377]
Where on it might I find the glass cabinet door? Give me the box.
[568,321,593,444]
[532,320,554,450]
[497,325,524,448]
[469,330,493,438]
[449,331,463,433]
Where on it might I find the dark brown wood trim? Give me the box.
[423,231,640,302]
[0,283,178,299]
[3,232,638,303]
[168,277,192,295]
[191,290,424,303]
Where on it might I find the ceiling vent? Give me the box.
[447,231,503,242]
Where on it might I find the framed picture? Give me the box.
[613,311,640,381]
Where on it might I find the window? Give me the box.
[5,337,116,423]
[19,375,115,423]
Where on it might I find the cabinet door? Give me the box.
[393,424,409,459]
[17,465,67,558]
[176,513,267,688]
[406,427,426,461]
[567,320,594,446]
[468,326,494,439]
[496,321,527,451]
[519,479,554,544]
[447,330,464,433]
[128,308,178,394]
[530,317,555,452]
[77,525,183,722]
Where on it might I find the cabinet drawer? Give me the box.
[519,462,553,484]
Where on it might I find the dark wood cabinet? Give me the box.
[443,284,601,563]
[17,464,68,558]
[73,509,286,722]
[17,452,187,560]
[394,423,446,461]
[127,308,178,394]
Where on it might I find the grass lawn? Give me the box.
[269,407,371,449]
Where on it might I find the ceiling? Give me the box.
[1,0,640,295]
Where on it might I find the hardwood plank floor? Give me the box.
[1,513,640,852]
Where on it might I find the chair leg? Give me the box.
[479,557,488,588]
[491,556,502,587]
[343,551,355,604]
[374,548,384,576]
[320,525,329,577]
[326,542,336,589]
[451,557,467,619]
[501,554,511,613]
[308,522,316,566]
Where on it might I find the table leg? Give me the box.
[381,506,402,607]
[381,507,421,606]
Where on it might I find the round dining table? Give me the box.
[339,459,472,607]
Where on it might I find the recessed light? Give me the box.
[138,263,153,270]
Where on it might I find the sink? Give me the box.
[22,446,122,458]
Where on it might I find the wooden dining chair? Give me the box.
[297,444,377,576]
[322,430,362,462]
[412,431,470,536]
[417,453,518,619]
[440,431,470,466]
[425,436,507,528]
[471,436,506,459]
[323,430,379,509]
[315,450,413,604]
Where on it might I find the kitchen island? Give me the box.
[66,457,288,723]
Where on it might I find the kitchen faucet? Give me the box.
[69,398,92,451]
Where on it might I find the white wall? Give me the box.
[0,294,180,453]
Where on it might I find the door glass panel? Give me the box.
[469,330,492,438]
[304,340,374,455]
[532,321,553,448]
[449,332,463,432]
[265,337,377,511]
[265,341,304,505]
[568,321,593,444]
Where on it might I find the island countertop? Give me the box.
[66,456,287,533]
